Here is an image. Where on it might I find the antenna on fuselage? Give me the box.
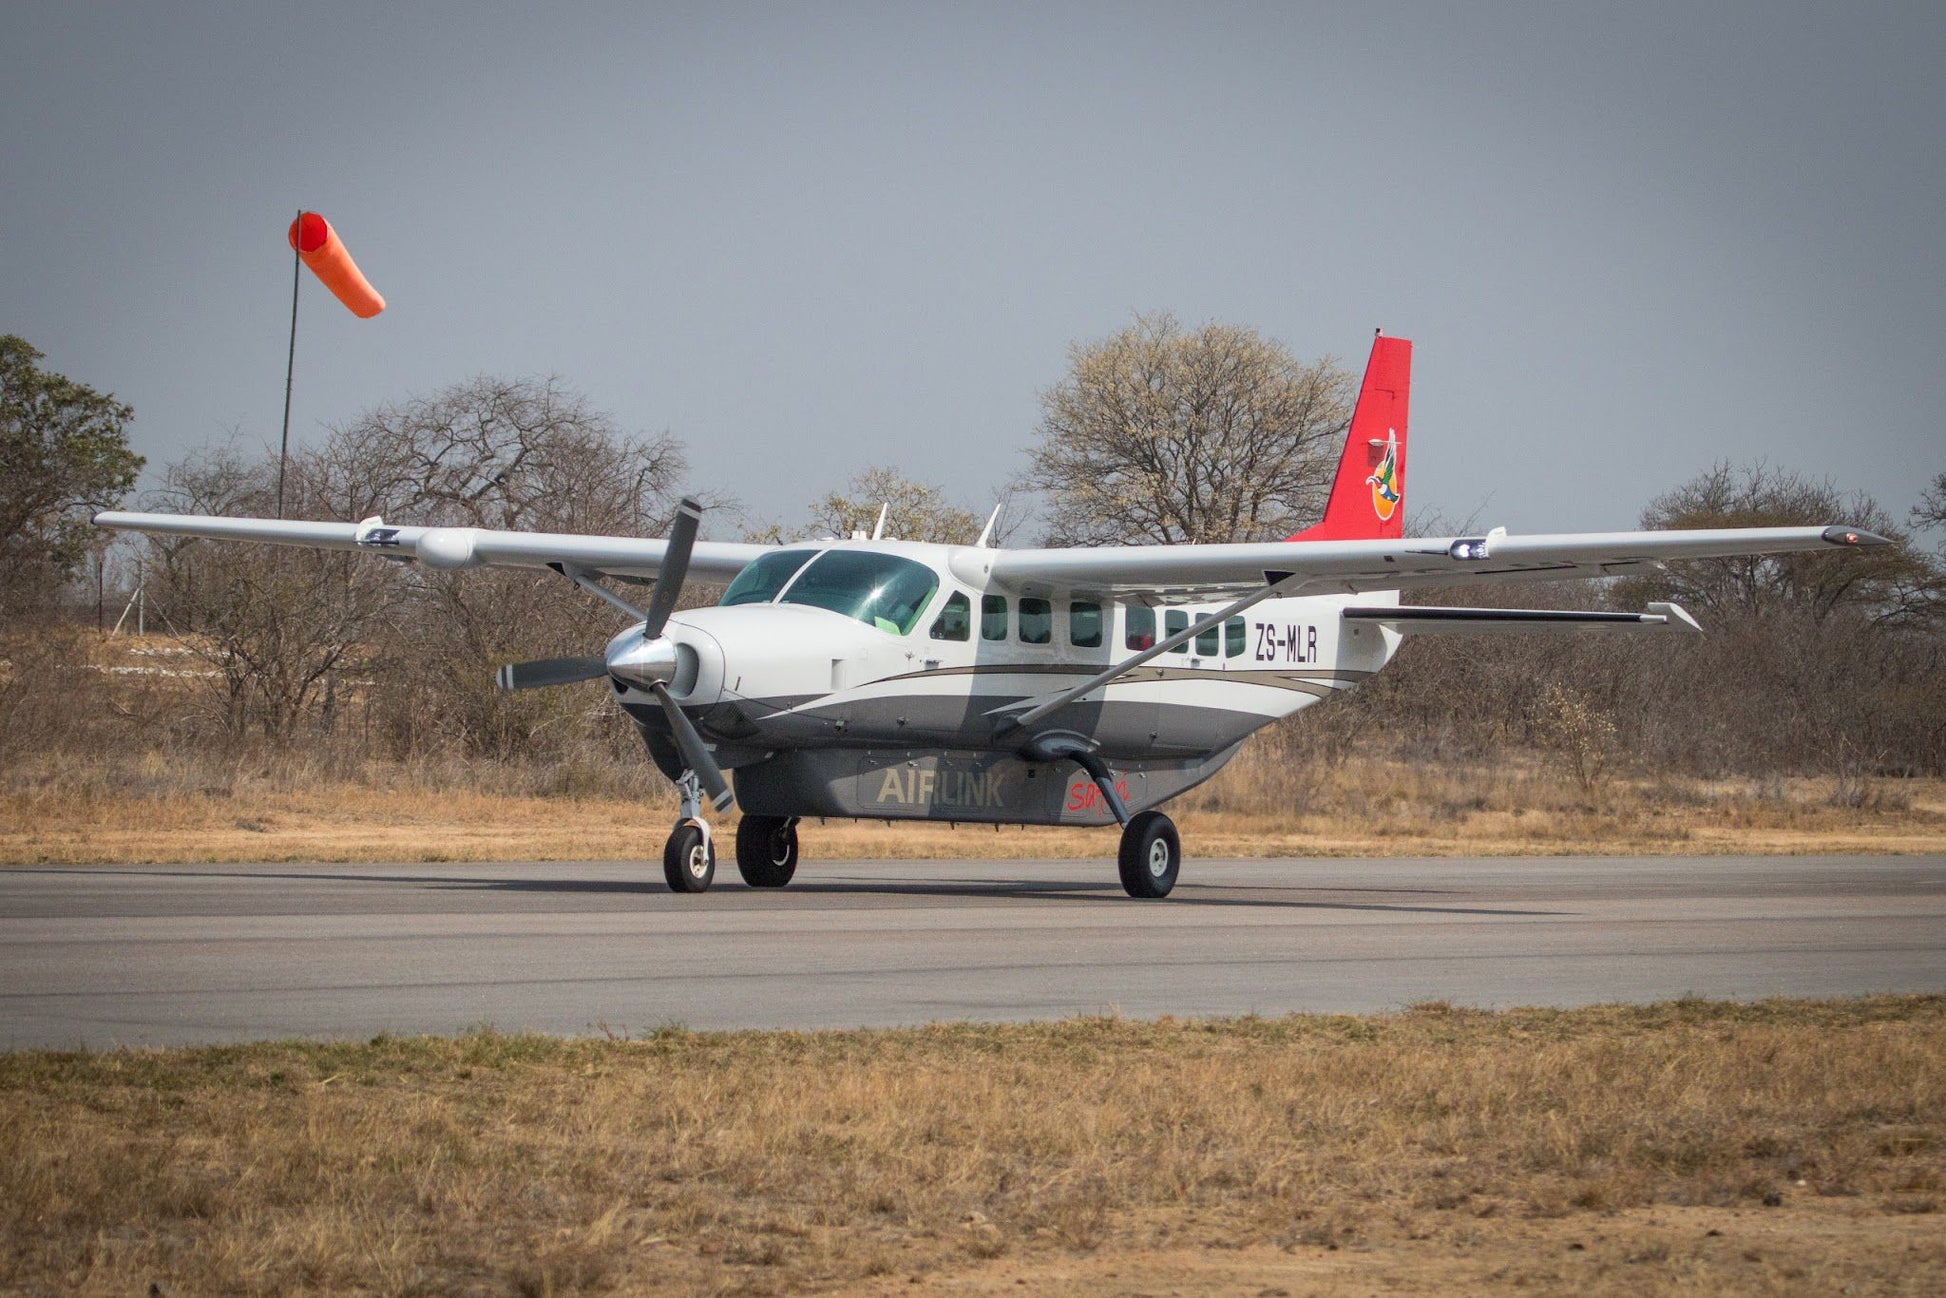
[871,502,889,540]
[974,501,1003,549]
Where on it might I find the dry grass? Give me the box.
[2,997,1941,1295]
[2,749,1940,865]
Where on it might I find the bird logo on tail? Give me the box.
[1367,430,1401,521]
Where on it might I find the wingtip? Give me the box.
[1822,525,1892,547]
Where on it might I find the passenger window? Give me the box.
[981,594,1008,641]
[1019,597,1052,645]
[1225,616,1246,658]
[1069,601,1102,648]
[930,591,971,641]
[1165,609,1187,654]
[1196,616,1219,657]
[1125,605,1155,651]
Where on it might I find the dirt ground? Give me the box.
[876,1201,1946,1296]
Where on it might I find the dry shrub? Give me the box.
[1534,682,1620,793]
[0,628,137,766]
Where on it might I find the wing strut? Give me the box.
[549,561,652,623]
[993,577,1304,733]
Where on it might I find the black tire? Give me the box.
[662,822,715,893]
[1117,810,1181,899]
[735,815,799,888]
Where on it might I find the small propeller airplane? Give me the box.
[97,333,1889,898]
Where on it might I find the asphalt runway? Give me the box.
[1,855,1940,1049]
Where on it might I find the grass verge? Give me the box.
[3,756,1942,865]
[3,997,1942,1295]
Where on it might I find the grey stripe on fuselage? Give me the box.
[864,661,1373,691]
[625,664,1364,762]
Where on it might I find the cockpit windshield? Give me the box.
[778,550,940,635]
[720,549,818,607]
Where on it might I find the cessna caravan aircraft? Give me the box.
[97,334,1886,898]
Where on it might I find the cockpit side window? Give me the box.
[720,549,819,607]
[930,591,971,641]
[1165,608,1188,653]
[777,550,940,635]
[1125,605,1156,651]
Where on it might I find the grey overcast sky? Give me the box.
[5,2,1941,539]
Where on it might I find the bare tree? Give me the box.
[1907,470,1946,631]
[319,377,698,534]
[1022,313,1354,546]
[144,444,401,739]
[1914,471,1946,537]
[319,377,710,759]
[1617,462,1931,625]
[142,378,712,756]
[770,466,988,545]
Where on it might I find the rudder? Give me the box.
[1289,333,1411,541]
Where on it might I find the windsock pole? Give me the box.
[277,207,301,519]
[274,210,383,516]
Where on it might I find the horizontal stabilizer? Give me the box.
[1343,601,1702,635]
[496,656,609,691]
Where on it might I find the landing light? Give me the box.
[1449,538,1491,561]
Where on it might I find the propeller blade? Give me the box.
[496,656,609,691]
[650,681,734,812]
[640,497,702,641]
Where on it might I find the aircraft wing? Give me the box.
[975,525,1890,600]
[93,511,773,585]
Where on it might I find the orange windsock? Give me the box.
[286,212,385,318]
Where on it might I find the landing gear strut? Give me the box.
[735,815,800,887]
[1117,810,1181,899]
[662,770,716,892]
[1060,747,1180,900]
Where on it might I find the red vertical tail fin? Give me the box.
[1288,333,1411,541]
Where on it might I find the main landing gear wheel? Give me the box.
[1117,810,1181,899]
[735,815,799,888]
[663,821,715,892]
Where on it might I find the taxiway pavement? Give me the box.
[1,855,1940,1048]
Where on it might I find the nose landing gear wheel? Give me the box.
[1117,810,1180,899]
[735,815,800,887]
[663,821,716,892]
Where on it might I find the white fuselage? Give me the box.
[613,539,1402,766]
